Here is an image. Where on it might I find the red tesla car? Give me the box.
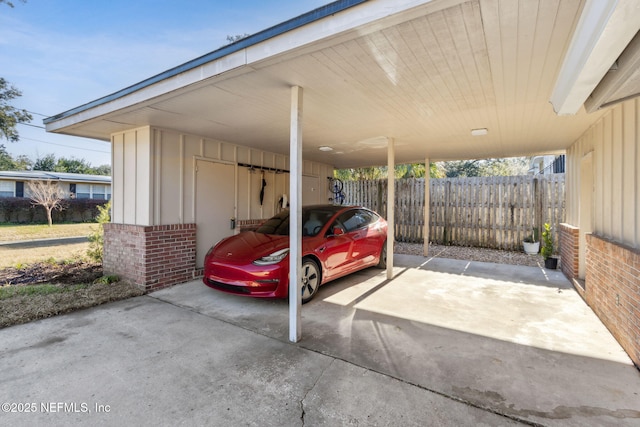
[203,205,388,303]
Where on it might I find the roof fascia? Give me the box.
[44,0,442,133]
[43,0,368,127]
[550,0,640,115]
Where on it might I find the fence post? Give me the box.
[534,177,542,242]
[444,179,451,245]
[424,159,430,255]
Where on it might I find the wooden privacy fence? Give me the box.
[343,174,565,251]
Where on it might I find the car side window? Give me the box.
[356,210,376,227]
[334,209,370,233]
[334,210,356,232]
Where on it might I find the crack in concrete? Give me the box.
[150,296,541,425]
[150,294,637,426]
[299,358,335,426]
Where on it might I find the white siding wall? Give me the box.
[111,127,152,225]
[566,98,640,248]
[111,126,334,226]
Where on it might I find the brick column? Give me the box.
[585,234,640,368]
[559,223,579,281]
[103,223,197,292]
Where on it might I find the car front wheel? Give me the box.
[301,258,321,304]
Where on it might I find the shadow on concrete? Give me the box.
[152,254,640,426]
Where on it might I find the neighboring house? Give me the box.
[43,0,640,360]
[0,171,111,200]
[529,155,565,175]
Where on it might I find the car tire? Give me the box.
[376,241,387,269]
[301,258,321,304]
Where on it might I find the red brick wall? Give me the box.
[559,223,579,281]
[103,223,197,291]
[237,218,266,232]
[586,234,640,367]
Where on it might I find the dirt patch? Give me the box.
[0,260,144,329]
[1,259,103,286]
[395,242,546,268]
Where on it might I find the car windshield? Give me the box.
[256,210,290,235]
[302,208,336,236]
[255,207,338,236]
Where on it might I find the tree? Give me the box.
[33,154,56,171]
[478,157,529,176]
[55,157,92,174]
[0,78,32,142]
[430,162,446,178]
[335,163,444,181]
[0,144,16,169]
[92,164,111,176]
[396,163,426,178]
[441,160,481,177]
[13,154,32,170]
[1,0,27,8]
[226,34,250,44]
[0,145,32,170]
[87,200,111,263]
[0,148,110,173]
[27,179,68,226]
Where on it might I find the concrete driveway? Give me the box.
[1,254,639,426]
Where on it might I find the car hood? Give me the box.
[211,232,290,262]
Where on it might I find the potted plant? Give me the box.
[541,222,558,269]
[523,227,540,255]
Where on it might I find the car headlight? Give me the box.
[253,248,290,266]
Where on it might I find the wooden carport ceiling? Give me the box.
[48,0,609,169]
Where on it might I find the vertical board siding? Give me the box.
[343,175,565,250]
[566,98,640,248]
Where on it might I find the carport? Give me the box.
[44,0,640,347]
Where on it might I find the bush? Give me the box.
[0,197,106,224]
[541,222,554,260]
[87,201,111,263]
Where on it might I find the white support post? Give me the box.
[424,157,430,257]
[387,138,395,280]
[289,86,303,343]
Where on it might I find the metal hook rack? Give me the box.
[238,162,289,174]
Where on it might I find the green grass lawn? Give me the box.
[0,223,96,242]
[0,223,97,268]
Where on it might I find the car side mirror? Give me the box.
[331,226,345,236]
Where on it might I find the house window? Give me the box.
[76,184,91,199]
[74,183,110,200]
[0,181,14,197]
[93,185,106,200]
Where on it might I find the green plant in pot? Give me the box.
[523,227,540,255]
[541,222,558,269]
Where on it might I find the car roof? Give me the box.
[302,204,360,214]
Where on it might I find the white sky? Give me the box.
[0,0,329,167]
